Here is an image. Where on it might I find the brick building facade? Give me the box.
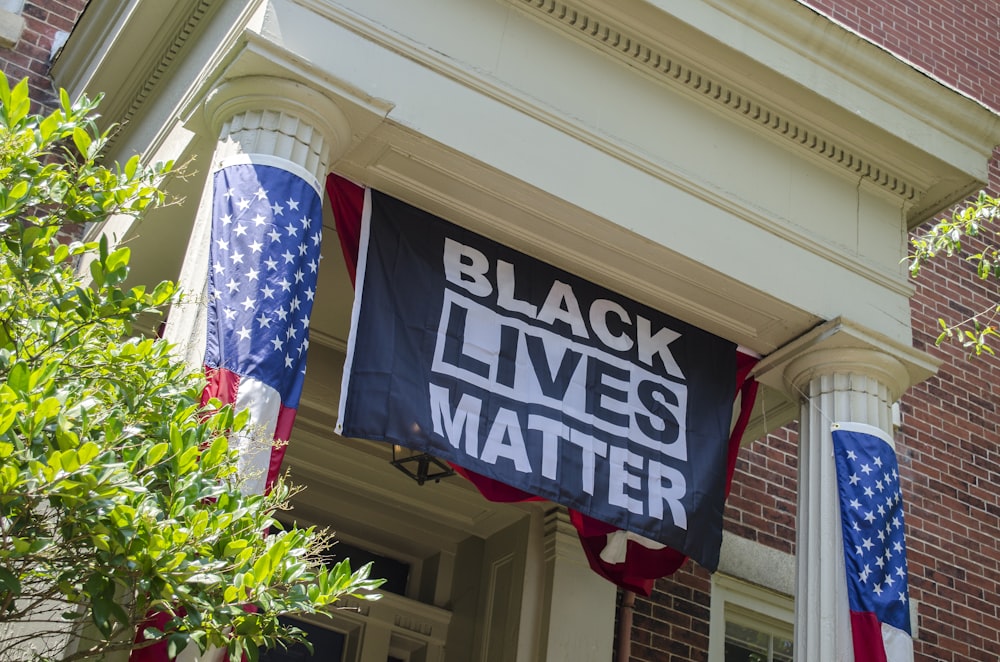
[633,3,1000,661]
[2,2,998,661]
[0,0,88,111]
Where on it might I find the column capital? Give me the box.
[198,75,352,182]
[754,317,939,402]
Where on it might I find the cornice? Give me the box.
[300,0,914,301]
[52,0,223,135]
[508,0,922,204]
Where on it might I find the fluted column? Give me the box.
[755,319,935,662]
[164,76,350,363]
[789,352,906,661]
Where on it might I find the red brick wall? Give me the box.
[0,0,89,111]
[624,3,1000,661]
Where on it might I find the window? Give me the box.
[709,574,794,662]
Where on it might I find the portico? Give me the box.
[52,0,1000,659]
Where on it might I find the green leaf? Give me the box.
[72,126,93,157]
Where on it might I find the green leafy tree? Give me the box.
[909,190,1000,356]
[0,73,381,662]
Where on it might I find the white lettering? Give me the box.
[537,280,588,338]
[496,260,538,317]
[527,414,564,480]
[480,408,532,473]
[637,316,683,379]
[608,446,645,515]
[428,383,482,457]
[648,460,687,529]
[589,299,633,352]
[567,428,608,495]
[443,238,492,297]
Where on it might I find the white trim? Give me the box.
[709,573,794,662]
[335,187,373,434]
[214,154,321,197]
[831,421,895,447]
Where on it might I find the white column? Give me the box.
[755,318,934,662]
[164,76,350,662]
[521,507,616,662]
[163,76,350,361]
[788,352,905,661]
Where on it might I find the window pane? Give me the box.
[724,641,769,662]
[725,621,769,653]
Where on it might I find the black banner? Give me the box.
[337,191,737,568]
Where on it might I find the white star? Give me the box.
[849,498,861,510]
[261,284,275,300]
[223,307,237,321]
[885,575,895,587]
[223,188,234,200]
[290,296,301,312]
[286,198,299,211]
[298,243,308,256]
[311,232,322,246]
[248,240,264,254]
[863,486,875,498]
[255,187,268,200]
[236,198,251,211]
[874,456,883,468]
[275,307,289,322]
[286,326,298,340]
[861,463,873,475]
[864,511,876,523]
[240,296,256,311]
[895,566,906,579]
[304,286,315,301]
[246,268,259,282]
[300,216,311,230]
[873,583,883,596]
[271,202,283,215]
[875,555,886,569]
[861,538,874,551]
[270,337,284,351]
[285,224,298,237]
[277,278,291,292]
[264,257,278,271]
[892,516,901,529]
[281,250,295,264]
[225,278,240,293]
[231,250,245,265]
[214,263,225,275]
[215,238,229,251]
[849,473,860,486]
[256,313,271,328]
[251,214,267,227]
[293,269,304,283]
[893,541,903,553]
[219,213,233,226]
[233,224,248,237]
[846,450,858,461]
[875,480,885,492]
[267,228,282,242]
[855,544,864,556]
[307,258,318,273]
[284,354,294,368]
[898,593,907,604]
[236,326,251,341]
[300,316,310,329]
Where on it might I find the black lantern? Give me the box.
[390,444,455,486]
